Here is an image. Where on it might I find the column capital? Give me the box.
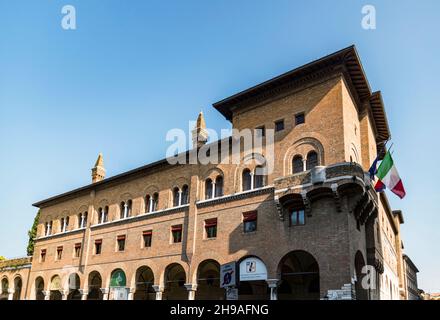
[266,279,280,288]
[78,289,88,295]
[100,288,109,294]
[152,285,164,293]
[184,283,198,291]
[129,287,136,294]
[7,288,15,294]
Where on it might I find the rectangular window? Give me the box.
[243,211,257,233]
[40,249,46,262]
[275,119,284,132]
[74,243,81,258]
[295,113,305,125]
[143,230,152,247]
[205,218,217,239]
[290,209,305,226]
[255,126,265,137]
[95,239,102,255]
[56,246,63,260]
[117,235,126,252]
[171,225,182,243]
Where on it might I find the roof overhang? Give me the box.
[213,45,372,120]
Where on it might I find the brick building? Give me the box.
[0,46,414,300]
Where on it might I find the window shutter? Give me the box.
[243,211,257,222]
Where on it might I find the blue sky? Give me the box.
[0,0,439,292]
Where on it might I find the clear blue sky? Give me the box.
[1,0,439,292]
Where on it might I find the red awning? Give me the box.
[143,230,152,236]
[57,246,63,250]
[117,235,126,240]
[41,249,46,254]
[243,211,257,222]
[95,239,102,244]
[74,243,81,248]
[171,225,182,232]
[205,218,217,228]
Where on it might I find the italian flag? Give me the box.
[374,151,406,199]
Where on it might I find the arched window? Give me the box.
[306,151,318,170]
[181,185,189,205]
[45,221,53,236]
[152,193,159,211]
[98,207,108,224]
[61,217,69,233]
[254,166,265,189]
[292,155,304,174]
[173,187,180,207]
[127,200,132,217]
[205,179,213,200]
[242,169,252,191]
[79,212,87,228]
[215,176,223,197]
[1,278,9,300]
[120,202,126,219]
[145,195,151,213]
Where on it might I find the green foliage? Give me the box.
[27,210,40,256]
[0,256,5,261]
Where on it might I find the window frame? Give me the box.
[289,208,306,227]
[274,119,285,132]
[295,112,305,126]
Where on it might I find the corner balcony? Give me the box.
[273,162,378,223]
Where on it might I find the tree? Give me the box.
[0,256,5,261]
[27,210,40,256]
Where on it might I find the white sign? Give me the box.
[239,257,268,281]
[226,288,238,300]
[220,261,237,288]
[112,287,128,300]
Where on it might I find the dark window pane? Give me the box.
[295,113,305,125]
[306,151,318,170]
[298,210,305,225]
[242,170,252,191]
[275,120,284,132]
[292,156,303,173]
[244,220,257,233]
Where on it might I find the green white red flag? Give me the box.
[374,151,406,199]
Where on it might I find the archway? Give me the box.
[109,269,128,300]
[355,251,368,300]
[87,271,103,300]
[278,250,320,300]
[13,277,22,300]
[133,266,155,300]
[163,263,187,300]
[67,273,81,300]
[238,256,269,300]
[35,277,45,300]
[0,278,8,300]
[49,275,62,300]
[195,260,225,300]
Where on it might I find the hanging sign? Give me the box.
[220,261,237,288]
[110,270,126,287]
[239,257,268,281]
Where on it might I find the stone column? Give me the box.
[128,288,135,300]
[149,198,154,213]
[266,279,280,300]
[101,288,109,300]
[178,190,182,206]
[42,290,50,300]
[184,284,198,300]
[61,290,69,300]
[7,288,14,300]
[211,181,216,198]
[250,172,255,190]
[79,289,88,300]
[152,285,163,300]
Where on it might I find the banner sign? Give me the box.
[226,288,238,300]
[220,261,237,288]
[112,287,128,300]
[239,257,268,281]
